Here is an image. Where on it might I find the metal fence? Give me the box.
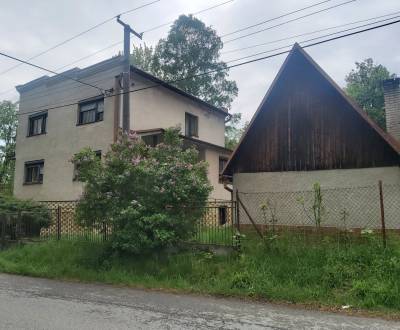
[37,199,237,246]
[236,182,400,245]
[191,200,236,246]
[0,212,44,245]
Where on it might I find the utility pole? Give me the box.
[117,16,143,134]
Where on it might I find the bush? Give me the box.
[0,194,51,236]
[74,128,212,254]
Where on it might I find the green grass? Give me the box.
[192,226,234,245]
[1,232,400,315]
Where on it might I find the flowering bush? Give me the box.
[74,128,212,253]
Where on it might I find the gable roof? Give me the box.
[16,56,229,118]
[223,43,400,176]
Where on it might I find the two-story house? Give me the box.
[14,56,231,201]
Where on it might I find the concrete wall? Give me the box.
[205,148,231,200]
[14,61,229,201]
[234,167,400,229]
[14,65,119,201]
[130,74,226,146]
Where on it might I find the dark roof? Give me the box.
[15,56,229,118]
[134,128,231,153]
[222,43,400,176]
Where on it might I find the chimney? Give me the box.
[383,78,400,141]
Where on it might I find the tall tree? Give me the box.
[345,58,395,129]
[225,113,248,150]
[0,101,17,191]
[131,44,157,74]
[132,15,238,110]
[131,15,240,149]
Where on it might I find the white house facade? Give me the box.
[14,57,231,201]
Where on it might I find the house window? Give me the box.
[141,134,162,147]
[218,157,228,182]
[28,112,47,136]
[24,160,44,184]
[73,150,101,181]
[185,113,198,137]
[78,98,104,125]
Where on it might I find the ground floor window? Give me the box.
[24,160,44,184]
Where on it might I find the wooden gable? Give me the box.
[223,44,400,176]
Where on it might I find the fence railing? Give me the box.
[0,212,44,245]
[191,200,236,246]
[36,199,237,246]
[236,182,400,246]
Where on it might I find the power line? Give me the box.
[22,14,399,109]
[56,0,236,70]
[222,10,400,55]
[0,0,161,76]
[142,0,235,33]
[16,18,400,117]
[225,15,400,63]
[0,0,234,98]
[0,51,105,93]
[224,0,357,44]
[221,0,332,38]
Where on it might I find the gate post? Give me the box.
[379,180,387,248]
[1,215,5,247]
[57,206,61,241]
[235,190,240,231]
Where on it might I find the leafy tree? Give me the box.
[345,58,395,129]
[225,113,244,149]
[132,15,238,110]
[0,101,17,191]
[74,128,212,254]
[131,44,157,74]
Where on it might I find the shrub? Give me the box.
[74,128,212,254]
[0,194,51,236]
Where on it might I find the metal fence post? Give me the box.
[1,215,5,247]
[57,206,61,241]
[103,222,107,242]
[378,180,387,248]
[235,190,240,232]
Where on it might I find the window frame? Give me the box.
[24,160,44,185]
[185,112,199,138]
[218,156,228,183]
[141,134,162,147]
[27,112,47,137]
[77,97,104,126]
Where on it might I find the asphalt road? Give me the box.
[0,273,399,330]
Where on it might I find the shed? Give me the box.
[222,44,400,230]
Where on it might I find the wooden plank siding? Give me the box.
[226,48,399,174]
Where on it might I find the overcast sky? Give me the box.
[0,0,399,122]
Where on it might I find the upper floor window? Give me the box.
[24,160,44,184]
[185,113,198,137]
[78,98,104,125]
[28,112,47,136]
[219,157,228,174]
[218,156,228,182]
